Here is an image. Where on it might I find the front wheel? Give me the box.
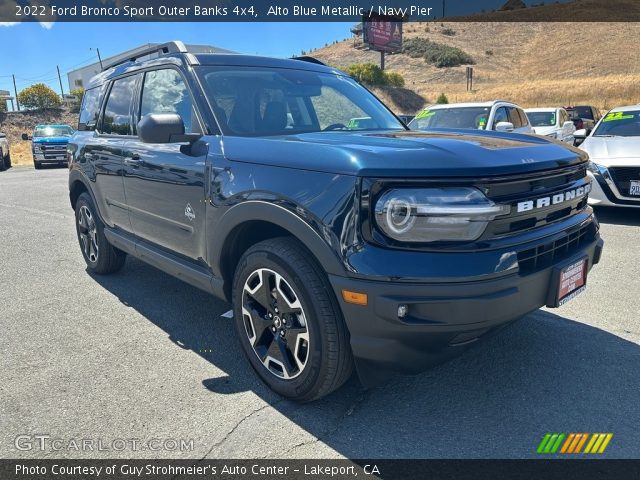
[5,152,10,168]
[232,237,353,402]
[75,192,126,274]
[34,160,42,170]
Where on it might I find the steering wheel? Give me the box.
[323,123,348,131]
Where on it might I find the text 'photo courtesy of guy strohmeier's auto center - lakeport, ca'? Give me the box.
[2,0,640,479]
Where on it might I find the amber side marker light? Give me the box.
[342,290,368,306]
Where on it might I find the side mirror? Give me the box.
[138,113,184,143]
[137,113,200,144]
[495,121,514,133]
[21,133,32,141]
[573,129,588,146]
[562,121,575,129]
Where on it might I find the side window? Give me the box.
[140,69,197,133]
[101,76,138,135]
[78,85,105,131]
[517,109,529,127]
[492,107,508,128]
[560,110,567,125]
[507,107,523,128]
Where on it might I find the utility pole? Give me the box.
[56,65,64,98]
[12,74,19,111]
[380,51,385,71]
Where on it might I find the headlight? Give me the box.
[587,161,607,176]
[374,187,510,243]
[33,144,42,153]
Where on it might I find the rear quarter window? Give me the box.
[78,85,106,131]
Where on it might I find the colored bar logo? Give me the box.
[537,433,613,454]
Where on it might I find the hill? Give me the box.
[312,20,640,114]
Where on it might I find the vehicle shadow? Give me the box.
[594,206,640,226]
[90,258,640,459]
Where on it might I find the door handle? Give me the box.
[124,154,141,165]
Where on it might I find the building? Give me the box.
[66,43,234,91]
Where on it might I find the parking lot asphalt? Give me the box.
[1,166,640,459]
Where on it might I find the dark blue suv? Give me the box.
[68,42,603,401]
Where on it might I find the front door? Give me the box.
[122,68,207,262]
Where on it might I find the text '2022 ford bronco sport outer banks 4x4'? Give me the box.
[68,42,603,401]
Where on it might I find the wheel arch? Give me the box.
[212,201,347,302]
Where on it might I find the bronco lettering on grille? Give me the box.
[517,183,591,213]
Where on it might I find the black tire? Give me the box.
[0,149,5,171]
[232,237,353,402]
[34,160,42,170]
[5,152,10,168]
[75,192,126,274]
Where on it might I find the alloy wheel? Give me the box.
[241,268,310,379]
[78,205,99,263]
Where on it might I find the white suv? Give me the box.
[409,100,534,134]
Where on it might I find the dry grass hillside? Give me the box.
[313,21,640,114]
[0,109,78,166]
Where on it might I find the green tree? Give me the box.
[70,87,84,105]
[18,83,61,110]
[436,93,449,104]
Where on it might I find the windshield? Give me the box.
[33,126,74,137]
[593,110,640,137]
[196,66,404,136]
[409,107,490,130]
[567,107,594,120]
[527,111,556,127]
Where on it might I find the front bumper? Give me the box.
[588,170,640,209]
[329,222,604,386]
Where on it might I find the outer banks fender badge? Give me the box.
[185,203,196,221]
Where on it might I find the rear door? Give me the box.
[122,67,208,262]
[90,75,140,230]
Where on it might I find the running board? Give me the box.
[104,228,225,299]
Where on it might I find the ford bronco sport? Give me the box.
[68,42,603,401]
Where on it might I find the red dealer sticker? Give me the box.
[557,258,587,306]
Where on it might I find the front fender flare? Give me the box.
[210,200,347,280]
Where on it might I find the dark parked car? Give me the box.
[564,105,602,132]
[68,42,603,401]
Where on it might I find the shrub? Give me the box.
[18,83,61,110]
[402,38,474,68]
[441,28,456,36]
[436,93,449,104]
[344,63,405,87]
[485,49,494,56]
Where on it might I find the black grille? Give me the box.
[517,223,596,273]
[609,167,640,196]
[480,164,590,238]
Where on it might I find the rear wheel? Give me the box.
[232,237,353,402]
[75,192,126,274]
[5,151,10,168]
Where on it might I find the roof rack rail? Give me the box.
[291,56,326,66]
[102,41,188,71]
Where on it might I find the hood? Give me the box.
[580,135,640,166]
[32,136,70,144]
[221,129,586,178]
[532,126,559,136]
